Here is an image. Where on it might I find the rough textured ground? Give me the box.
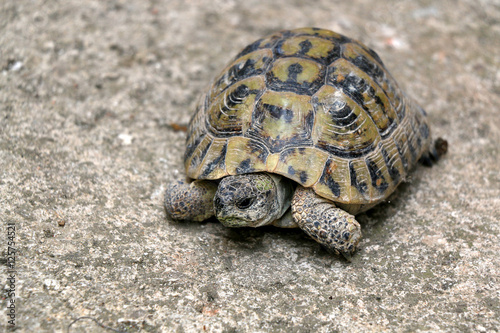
[1,0,499,332]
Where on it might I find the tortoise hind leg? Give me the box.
[419,137,448,167]
[164,180,217,221]
[291,186,362,261]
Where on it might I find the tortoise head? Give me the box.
[214,173,293,228]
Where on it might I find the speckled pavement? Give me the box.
[1,1,499,332]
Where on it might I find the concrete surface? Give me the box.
[1,0,499,332]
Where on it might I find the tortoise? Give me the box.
[164,27,447,259]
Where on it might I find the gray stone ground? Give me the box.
[1,0,499,332]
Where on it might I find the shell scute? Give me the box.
[341,42,406,122]
[197,139,229,179]
[266,57,325,95]
[247,90,314,153]
[186,134,213,178]
[209,49,273,101]
[312,84,380,158]
[274,35,340,65]
[274,147,329,187]
[225,137,269,176]
[326,58,398,138]
[365,153,391,196]
[347,159,371,201]
[207,76,266,136]
[314,156,351,202]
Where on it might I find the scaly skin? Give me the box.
[291,185,362,260]
[164,180,217,221]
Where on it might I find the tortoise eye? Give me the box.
[236,197,254,209]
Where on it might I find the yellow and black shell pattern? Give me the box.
[184,27,432,207]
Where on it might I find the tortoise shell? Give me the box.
[183,27,432,210]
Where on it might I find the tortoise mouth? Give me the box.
[217,216,255,228]
[214,196,268,228]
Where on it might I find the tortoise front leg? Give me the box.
[164,180,218,222]
[291,186,362,260]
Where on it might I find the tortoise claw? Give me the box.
[340,251,353,262]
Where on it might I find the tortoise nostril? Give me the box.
[214,196,223,212]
